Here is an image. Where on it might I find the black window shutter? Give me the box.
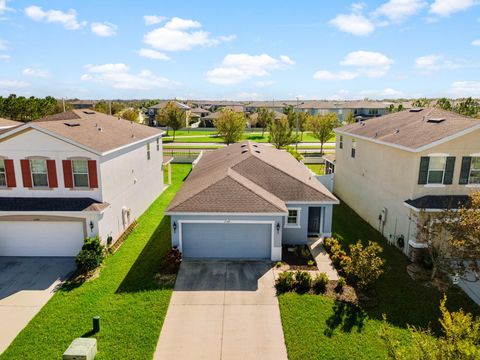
[443,157,456,184]
[459,157,472,185]
[418,157,430,184]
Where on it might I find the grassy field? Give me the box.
[1,164,192,360]
[279,200,479,360]
[305,163,326,174]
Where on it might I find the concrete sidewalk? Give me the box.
[308,237,339,280]
[154,261,288,360]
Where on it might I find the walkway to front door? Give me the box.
[154,261,288,360]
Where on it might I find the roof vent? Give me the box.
[64,122,80,127]
[409,108,423,112]
[252,144,258,148]
[360,121,366,127]
[427,118,446,124]
[255,150,261,154]
[97,127,103,132]
[374,132,378,138]
[394,129,400,134]
[241,144,247,148]
[241,150,248,154]
[83,111,95,115]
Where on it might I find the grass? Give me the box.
[164,132,336,144]
[279,200,479,360]
[1,164,192,360]
[305,164,325,175]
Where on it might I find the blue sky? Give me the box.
[0,0,479,100]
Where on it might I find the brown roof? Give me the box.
[166,141,338,213]
[28,110,162,154]
[0,118,22,128]
[336,108,480,151]
[323,154,335,163]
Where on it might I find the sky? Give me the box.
[0,0,479,100]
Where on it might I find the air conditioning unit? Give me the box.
[379,207,388,224]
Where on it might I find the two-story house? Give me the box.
[334,108,480,257]
[0,110,166,257]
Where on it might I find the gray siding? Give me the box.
[282,204,334,244]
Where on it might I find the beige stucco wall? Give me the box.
[334,128,480,254]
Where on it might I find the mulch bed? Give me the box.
[281,245,318,271]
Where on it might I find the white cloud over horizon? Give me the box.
[429,0,479,17]
[24,5,86,30]
[415,54,463,71]
[143,15,166,26]
[23,67,48,78]
[91,22,117,37]
[137,48,170,60]
[0,79,30,89]
[448,80,480,97]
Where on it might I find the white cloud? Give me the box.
[144,17,233,51]
[205,53,295,85]
[23,68,48,78]
[0,0,6,14]
[218,35,236,42]
[0,79,30,89]
[137,48,170,60]
[448,81,480,97]
[359,88,404,98]
[235,92,265,101]
[330,13,375,36]
[374,0,427,23]
[24,5,85,30]
[430,0,479,17]
[314,50,394,81]
[255,80,276,88]
[472,39,480,46]
[143,15,166,26]
[313,70,358,81]
[414,54,463,71]
[81,63,178,90]
[91,22,117,37]
[0,54,10,62]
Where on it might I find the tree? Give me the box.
[297,112,309,140]
[436,97,452,111]
[380,296,480,360]
[307,113,338,155]
[213,109,245,145]
[256,108,275,136]
[454,97,479,117]
[344,110,355,124]
[412,98,431,108]
[344,241,385,290]
[0,94,59,122]
[268,117,296,149]
[157,101,186,141]
[283,105,296,128]
[121,109,139,122]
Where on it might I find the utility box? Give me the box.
[63,338,97,360]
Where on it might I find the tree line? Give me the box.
[389,97,480,118]
[0,94,61,122]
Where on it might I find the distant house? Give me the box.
[298,101,388,122]
[333,108,480,257]
[166,141,338,260]
[0,110,167,256]
[148,101,191,127]
[69,100,96,110]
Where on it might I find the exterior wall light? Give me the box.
[276,222,280,233]
[89,221,94,232]
[173,221,177,233]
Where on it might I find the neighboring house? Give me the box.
[334,108,480,256]
[0,110,166,257]
[69,100,96,109]
[0,118,22,130]
[298,101,388,122]
[148,101,191,127]
[166,141,338,260]
[323,154,335,174]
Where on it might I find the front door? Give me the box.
[308,207,322,235]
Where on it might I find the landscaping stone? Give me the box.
[63,338,97,360]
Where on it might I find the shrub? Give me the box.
[340,255,352,269]
[324,237,339,253]
[75,236,105,273]
[312,272,329,293]
[307,260,315,267]
[331,249,347,267]
[336,277,346,293]
[163,247,182,273]
[294,271,312,293]
[276,271,295,293]
[275,261,284,268]
[345,241,385,290]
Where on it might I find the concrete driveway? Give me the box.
[154,261,288,360]
[0,257,76,354]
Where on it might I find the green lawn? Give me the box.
[1,164,192,360]
[305,163,325,175]
[164,132,336,144]
[279,200,479,360]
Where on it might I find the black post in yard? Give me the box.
[93,316,100,333]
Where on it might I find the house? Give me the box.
[69,100,96,109]
[165,141,338,260]
[0,118,22,130]
[334,108,480,257]
[0,109,167,257]
[298,100,388,122]
[148,101,191,127]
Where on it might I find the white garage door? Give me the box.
[181,222,272,259]
[0,221,85,257]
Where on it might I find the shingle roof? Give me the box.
[28,109,162,154]
[166,141,338,213]
[0,118,22,128]
[404,195,471,210]
[149,101,190,110]
[336,108,480,150]
[0,197,109,212]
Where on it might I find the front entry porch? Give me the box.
[307,207,322,236]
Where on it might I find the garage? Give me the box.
[0,221,85,257]
[180,222,273,259]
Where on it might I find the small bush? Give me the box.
[276,271,295,293]
[275,261,284,268]
[162,247,182,273]
[313,272,329,293]
[345,241,385,290]
[340,255,352,269]
[331,249,347,267]
[336,277,346,293]
[294,271,312,293]
[324,237,339,253]
[307,260,315,267]
[75,236,105,273]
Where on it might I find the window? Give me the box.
[285,208,301,228]
[30,159,48,187]
[146,143,151,160]
[156,138,160,151]
[351,139,356,158]
[0,159,5,187]
[72,160,89,188]
[339,135,343,149]
[469,157,480,184]
[427,157,446,184]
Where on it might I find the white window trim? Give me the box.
[284,207,301,228]
[30,158,49,188]
[466,156,480,186]
[0,158,6,188]
[72,159,90,189]
[426,156,446,185]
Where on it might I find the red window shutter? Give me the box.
[20,159,32,188]
[4,159,16,187]
[46,160,58,188]
[62,160,74,188]
[88,160,98,188]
